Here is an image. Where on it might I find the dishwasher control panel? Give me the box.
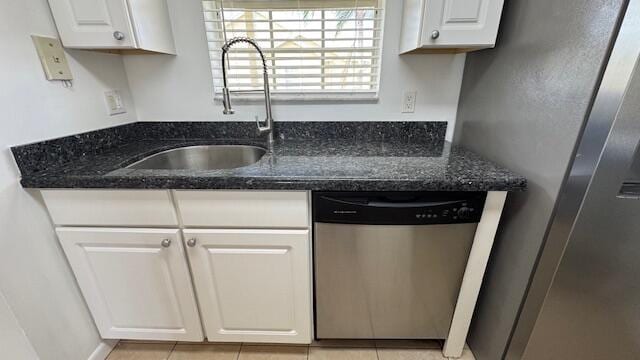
[314,191,486,225]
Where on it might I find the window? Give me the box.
[202,0,384,100]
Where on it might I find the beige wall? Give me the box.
[0,0,136,359]
[0,291,38,360]
[123,0,466,141]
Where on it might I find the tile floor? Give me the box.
[107,340,475,360]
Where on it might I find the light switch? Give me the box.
[31,35,73,81]
[104,90,127,115]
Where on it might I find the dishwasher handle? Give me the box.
[367,200,464,208]
[320,195,467,209]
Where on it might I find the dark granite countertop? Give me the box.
[12,122,526,192]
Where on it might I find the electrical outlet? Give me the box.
[31,35,73,81]
[104,90,127,116]
[402,91,417,113]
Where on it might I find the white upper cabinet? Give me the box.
[400,0,505,54]
[47,0,176,54]
[57,228,203,341]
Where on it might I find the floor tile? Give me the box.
[308,347,377,360]
[107,342,174,360]
[377,348,446,360]
[177,341,239,345]
[375,340,441,349]
[310,339,376,348]
[119,340,177,345]
[458,348,475,360]
[243,342,308,347]
[238,345,308,360]
[169,344,241,360]
[440,347,475,360]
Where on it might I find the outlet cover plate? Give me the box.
[31,35,73,81]
[402,90,417,113]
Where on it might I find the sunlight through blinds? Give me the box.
[202,0,384,97]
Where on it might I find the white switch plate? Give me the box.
[31,35,73,81]
[402,91,417,113]
[104,90,127,116]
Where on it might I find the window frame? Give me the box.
[202,0,386,102]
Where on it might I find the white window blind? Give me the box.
[202,0,384,99]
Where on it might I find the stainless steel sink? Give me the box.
[127,145,267,170]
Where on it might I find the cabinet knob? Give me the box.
[113,31,125,41]
[187,238,197,247]
[431,30,440,39]
[161,238,172,248]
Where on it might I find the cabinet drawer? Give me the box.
[41,190,178,226]
[175,191,309,228]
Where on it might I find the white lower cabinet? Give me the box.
[184,229,312,344]
[46,190,313,344]
[56,227,203,341]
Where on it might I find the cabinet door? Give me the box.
[47,0,135,48]
[57,228,203,341]
[185,229,312,343]
[423,0,504,48]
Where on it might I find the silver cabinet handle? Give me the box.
[113,31,125,41]
[187,238,197,247]
[161,238,172,248]
[431,30,440,39]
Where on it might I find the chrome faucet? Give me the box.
[221,37,274,147]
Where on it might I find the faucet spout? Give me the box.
[221,37,274,146]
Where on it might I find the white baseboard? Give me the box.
[88,340,118,360]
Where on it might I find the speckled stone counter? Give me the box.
[12,122,526,192]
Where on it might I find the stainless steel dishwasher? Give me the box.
[313,191,486,340]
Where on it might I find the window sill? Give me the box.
[214,91,379,103]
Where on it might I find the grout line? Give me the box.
[104,340,119,360]
[167,342,177,360]
[236,342,243,360]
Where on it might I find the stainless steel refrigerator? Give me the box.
[454,0,639,359]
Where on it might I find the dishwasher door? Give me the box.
[314,222,477,339]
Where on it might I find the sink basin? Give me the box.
[127,145,267,170]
